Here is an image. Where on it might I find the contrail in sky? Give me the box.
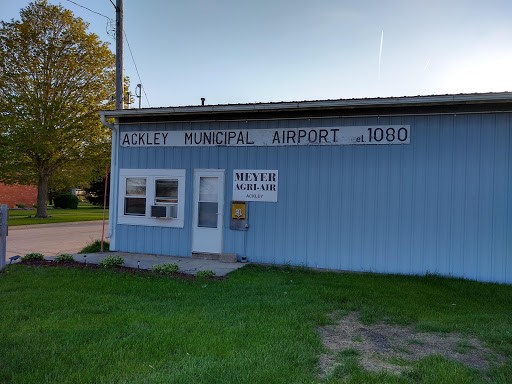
[423,57,431,71]
[378,30,384,80]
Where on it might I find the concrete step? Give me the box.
[192,252,238,263]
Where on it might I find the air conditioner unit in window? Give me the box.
[151,205,172,219]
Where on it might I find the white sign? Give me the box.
[120,125,410,147]
[233,170,278,202]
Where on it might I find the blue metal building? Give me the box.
[100,93,512,283]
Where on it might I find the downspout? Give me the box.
[100,113,119,251]
[100,114,115,130]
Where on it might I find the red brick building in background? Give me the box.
[0,183,37,208]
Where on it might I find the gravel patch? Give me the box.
[318,312,504,377]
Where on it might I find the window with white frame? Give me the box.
[118,169,186,227]
[155,179,178,218]
[124,177,146,216]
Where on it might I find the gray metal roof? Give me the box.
[99,92,512,118]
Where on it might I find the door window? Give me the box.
[198,177,218,228]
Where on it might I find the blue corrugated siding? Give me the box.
[114,113,512,283]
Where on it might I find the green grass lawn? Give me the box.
[8,204,107,226]
[0,264,511,383]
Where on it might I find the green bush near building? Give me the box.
[53,194,79,209]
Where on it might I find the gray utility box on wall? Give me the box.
[229,201,248,231]
[0,205,7,271]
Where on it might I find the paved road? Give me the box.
[6,221,106,259]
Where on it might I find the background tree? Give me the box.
[85,173,110,207]
[0,0,115,217]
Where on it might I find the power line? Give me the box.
[124,31,151,107]
[66,0,111,20]
[65,0,115,38]
[65,0,150,108]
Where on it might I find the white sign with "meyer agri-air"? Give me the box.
[120,126,410,147]
[232,170,278,202]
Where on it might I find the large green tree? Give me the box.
[0,0,115,217]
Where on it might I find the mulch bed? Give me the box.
[14,259,224,280]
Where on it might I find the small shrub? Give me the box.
[196,270,215,278]
[15,203,26,209]
[79,240,109,253]
[55,253,74,263]
[53,193,79,209]
[152,263,179,275]
[22,252,44,261]
[99,256,124,268]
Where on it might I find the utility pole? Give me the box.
[115,0,123,110]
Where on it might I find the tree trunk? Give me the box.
[36,171,49,218]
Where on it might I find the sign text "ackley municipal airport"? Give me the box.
[120,125,410,147]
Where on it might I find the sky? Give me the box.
[1,0,512,108]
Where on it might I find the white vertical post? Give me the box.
[0,205,7,271]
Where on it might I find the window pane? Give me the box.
[169,204,178,218]
[198,202,218,228]
[199,177,218,202]
[156,179,178,199]
[126,178,146,196]
[125,197,146,215]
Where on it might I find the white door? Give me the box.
[192,169,224,253]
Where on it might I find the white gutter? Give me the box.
[100,114,115,130]
[99,114,118,250]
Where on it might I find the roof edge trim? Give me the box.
[99,92,512,119]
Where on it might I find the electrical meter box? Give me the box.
[230,201,248,231]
